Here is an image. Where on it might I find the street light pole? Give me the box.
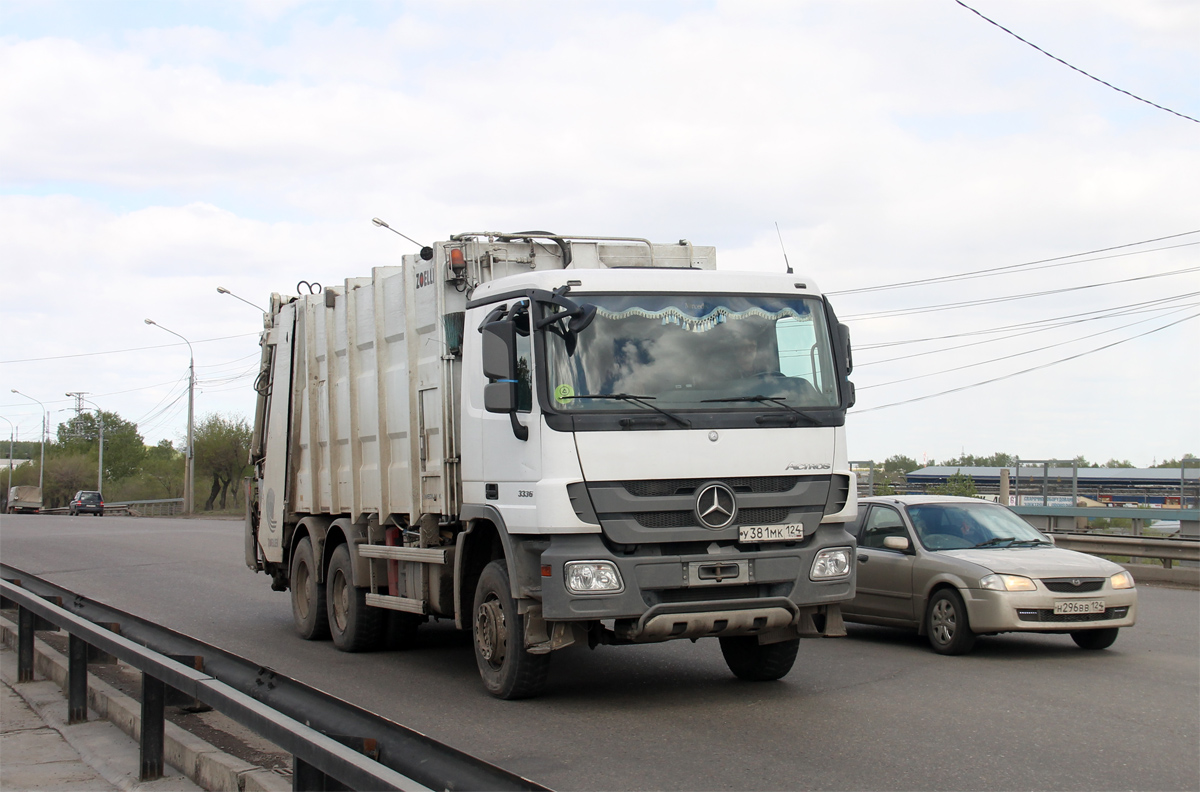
[68,395,105,494]
[216,286,265,313]
[9,390,46,495]
[0,415,14,501]
[145,319,195,515]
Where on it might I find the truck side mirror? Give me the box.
[838,322,853,376]
[482,322,518,415]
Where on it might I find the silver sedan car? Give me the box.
[843,495,1137,654]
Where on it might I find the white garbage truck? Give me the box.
[247,231,858,698]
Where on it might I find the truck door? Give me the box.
[476,309,543,532]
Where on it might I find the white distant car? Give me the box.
[843,495,1137,654]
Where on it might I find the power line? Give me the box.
[853,293,1200,365]
[954,0,1199,124]
[851,311,1200,413]
[858,303,1198,390]
[853,291,1200,350]
[828,233,1200,296]
[0,333,258,365]
[842,265,1200,321]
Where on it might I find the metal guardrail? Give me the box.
[0,565,548,792]
[1047,533,1200,566]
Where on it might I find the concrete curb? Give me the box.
[0,616,289,792]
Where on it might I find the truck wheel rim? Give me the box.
[331,570,349,632]
[475,595,506,668]
[295,563,311,620]
[931,599,955,644]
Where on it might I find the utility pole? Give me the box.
[145,320,195,514]
[68,394,106,494]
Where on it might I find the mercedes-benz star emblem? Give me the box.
[696,482,737,530]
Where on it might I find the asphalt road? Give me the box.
[2,513,1197,791]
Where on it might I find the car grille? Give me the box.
[634,506,792,529]
[1041,578,1105,593]
[1016,606,1129,623]
[622,477,800,498]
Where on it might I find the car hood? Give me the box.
[939,546,1122,579]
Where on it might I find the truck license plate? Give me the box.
[739,523,804,543]
[1054,599,1105,615]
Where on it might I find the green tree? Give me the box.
[930,471,979,497]
[941,452,1015,468]
[1153,454,1197,468]
[55,410,145,481]
[882,454,921,475]
[1103,458,1135,469]
[194,414,252,511]
[43,455,95,507]
[143,440,184,499]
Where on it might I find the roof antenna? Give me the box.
[774,221,793,274]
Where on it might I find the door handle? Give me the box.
[857,554,868,564]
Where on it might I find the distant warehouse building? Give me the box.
[901,466,1199,509]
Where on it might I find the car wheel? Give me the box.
[926,588,976,655]
[290,537,329,640]
[719,636,800,681]
[473,560,551,699]
[326,543,382,652]
[1071,627,1119,650]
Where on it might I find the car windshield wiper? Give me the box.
[564,393,691,428]
[1008,538,1052,547]
[972,536,1016,548]
[700,395,819,425]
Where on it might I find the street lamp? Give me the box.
[216,286,265,313]
[0,415,14,502]
[9,390,46,495]
[67,394,105,495]
[145,319,195,515]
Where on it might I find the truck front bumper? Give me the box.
[538,529,854,642]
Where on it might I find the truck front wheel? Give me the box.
[327,543,382,652]
[472,560,551,699]
[290,537,329,640]
[719,636,800,681]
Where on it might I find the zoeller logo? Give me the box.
[786,462,831,471]
[695,482,737,530]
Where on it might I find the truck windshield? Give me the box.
[543,294,840,412]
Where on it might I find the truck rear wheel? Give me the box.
[327,543,382,652]
[290,537,329,640]
[473,560,551,699]
[719,636,800,681]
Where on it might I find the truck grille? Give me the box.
[634,507,792,529]
[622,477,800,498]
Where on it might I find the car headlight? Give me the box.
[564,561,624,594]
[1110,570,1136,590]
[980,573,1037,592]
[810,547,852,579]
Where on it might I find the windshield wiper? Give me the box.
[564,394,691,428]
[1008,538,1052,547]
[972,536,1016,548]
[701,395,819,425]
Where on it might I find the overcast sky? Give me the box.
[1,0,1197,468]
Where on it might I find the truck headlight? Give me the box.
[810,547,852,579]
[564,561,624,594]
[1110,570,1135,590]
[980,573,1037,591]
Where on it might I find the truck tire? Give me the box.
[326,543,383,652]
[719,636,800,681]
[290,537,329,640]
[472,560,551,699]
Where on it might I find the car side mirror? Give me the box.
[883,535,910,551]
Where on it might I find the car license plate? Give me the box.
[1054,599,1105,615]
[739,523,804,543]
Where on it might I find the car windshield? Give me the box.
[543,294,840,411]
[908,502,1047,550]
